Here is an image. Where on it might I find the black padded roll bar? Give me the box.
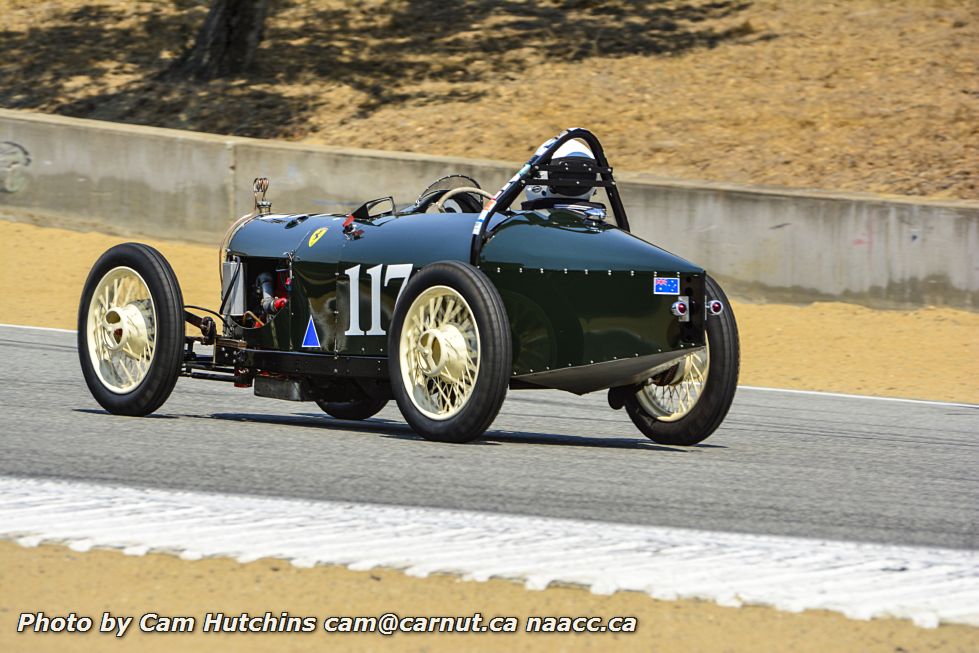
[468,128,631,265]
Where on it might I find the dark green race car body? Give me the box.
[227,206,705,395]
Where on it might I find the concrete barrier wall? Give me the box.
[619,178,979,308]
[0,111,236,242]
[2,109,976,308]
[233,140,513,218]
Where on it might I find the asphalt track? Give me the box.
[1,325,977,549]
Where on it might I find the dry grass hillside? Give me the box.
[2,0,977,198]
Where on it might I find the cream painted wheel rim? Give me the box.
[399,285,480,421]
[86,266,158,394]
[636,337,709,422]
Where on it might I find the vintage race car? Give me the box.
[77,128,739,444]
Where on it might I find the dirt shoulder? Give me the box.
[1,0,976,199]
[3,219,975,403]
[2,541,975,653]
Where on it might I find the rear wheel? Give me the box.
[315,397,388,420]
[623,276,739,445]
[389,261,510,443]
[77,243,185,416]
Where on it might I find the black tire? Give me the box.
[388,261,511,443]
[623,275,739,445]
[77,243,185,416]
[315,397,388,420]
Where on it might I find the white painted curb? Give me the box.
[1,477,976,628]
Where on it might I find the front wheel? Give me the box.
[388,261,511,443]
[623,275,739,445]
[77,243,185,416]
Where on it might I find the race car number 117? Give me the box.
[343,263,414,336]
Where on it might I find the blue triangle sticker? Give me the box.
[302,316,321,348]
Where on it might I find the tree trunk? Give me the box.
[167,0,269,80]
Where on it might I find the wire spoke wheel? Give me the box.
[78,243,184,416]
[86,267,157,394]
[400,286,480,420]
[623,275,740,446]
[389,261,510,443]
[636,338,709,422]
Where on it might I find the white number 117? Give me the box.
[343,263,413,336]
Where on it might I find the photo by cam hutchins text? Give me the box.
[17,611,640,636]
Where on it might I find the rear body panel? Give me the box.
[480,209,705,392]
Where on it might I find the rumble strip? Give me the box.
[1,476,976,628]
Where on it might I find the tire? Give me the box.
[388,261,511,443]
[623,275,739,445]
[315,397,388,420]
[77,243,185,416]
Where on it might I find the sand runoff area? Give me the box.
[2,542,977,653]
[1,218,977,652]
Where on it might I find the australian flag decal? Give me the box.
[653,277,680,295]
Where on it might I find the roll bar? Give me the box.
[469,128,631,265]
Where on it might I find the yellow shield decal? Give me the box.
[308,227,328,247]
